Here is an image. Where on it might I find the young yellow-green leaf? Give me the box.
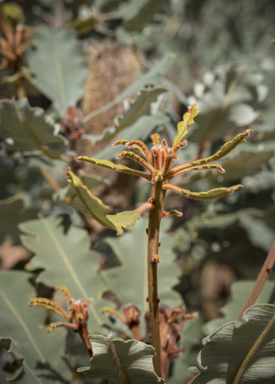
[184,129,252,168]
[173,104,200,145]
[75,157,151,180]
[191,304,275,384]
[162,183,243,200]
[107,210,141,235]
[78,334,162,384]
[67,169,117,231]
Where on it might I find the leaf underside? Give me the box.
[192,304,275,384]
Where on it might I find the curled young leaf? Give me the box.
[173,104,200,146]
[75,156,151,181]
[162,183,243,200]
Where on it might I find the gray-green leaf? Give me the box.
[78,334,162,384]
[27,26,88,110]
[192,304,275,384]
[0,98,67,158]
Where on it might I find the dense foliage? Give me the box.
[0,1,275,384]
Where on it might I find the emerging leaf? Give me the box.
[67,169,117,231]
[162,183,243,200]
[78,334,162,384]
[75,156,151,180]
[191,304,275,384]
[173,104,200,145]
[107,210,141,235]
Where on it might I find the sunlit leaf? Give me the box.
[27,26,88,110]
[78,334,162,384]
[19,215,110,333]
[0,98,67,158]
[107,210,141,235]
[187,64,267,143]
[173,104,200,145]
[192,304,275,384]
[0,270,71,384]
[0,337,42,383]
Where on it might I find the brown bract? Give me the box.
[29,286,93,356]
[0,11,30,71]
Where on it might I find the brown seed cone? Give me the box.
[77,42,141,212]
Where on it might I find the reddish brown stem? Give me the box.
[237,240,275,321]
[147,181,166,377]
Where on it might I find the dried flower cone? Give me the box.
[78,43,140,210]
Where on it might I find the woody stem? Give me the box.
[147,181,166,377]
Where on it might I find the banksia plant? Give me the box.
[72,104,252,376]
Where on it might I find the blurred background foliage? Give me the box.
[0,0,275,383]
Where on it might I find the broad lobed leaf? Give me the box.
[78,334,162,384]
[0,270,71,384]
[0,98,67,159]
[19,215,110,333]
[27,26,88,110]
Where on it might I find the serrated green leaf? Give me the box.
[78,334,162,384]
[0,196,37,245]
[27,26,88,110]
[102,218,182,314]
[187,64,266,143]
[67,170,117,231]
[107,210,141,235]
[0,337,43,384]
[86,86,168,144]
[0,98,67,158]
[192,304,275,384]
[202,281,275,336]
[19,215,110,333]
[0,270,71,384]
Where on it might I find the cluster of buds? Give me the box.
[61,106,84,141]
[0,11,31,72]
[101,304,142,341]
[29,286,92,356]
[77,105,251,203]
